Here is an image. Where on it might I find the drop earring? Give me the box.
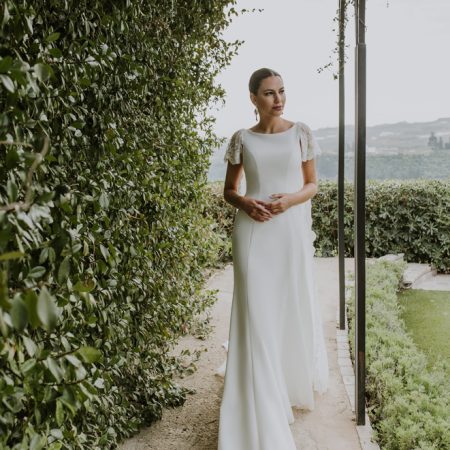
[254,108,258,122]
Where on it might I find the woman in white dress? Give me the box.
[216,68,329,450]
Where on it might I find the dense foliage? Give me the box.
[312,179,450,273]
[207,179,450,273]
[0,1,240,448]
[347,260,450,450]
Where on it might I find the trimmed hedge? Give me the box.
[206,179,450,273]
[0,1,239,448]
[347,260,450,450]
[312,179,450,273]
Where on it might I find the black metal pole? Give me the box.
[338,0,346,330]
[354,0,366,426]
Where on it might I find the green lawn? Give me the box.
[398,289,450,374]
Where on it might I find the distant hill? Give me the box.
[315,117,450,155]
[208,117,450,181]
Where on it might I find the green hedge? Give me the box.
[206,179,450,273]
[347,260,450,449]
[312,179,450,273]
[0,1,239,448]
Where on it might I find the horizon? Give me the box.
[212,116,450,139]
[313,116,450,131]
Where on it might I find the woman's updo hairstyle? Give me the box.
[249,68,282,95]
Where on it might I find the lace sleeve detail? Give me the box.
[298,122,322,161]
[223,129,244,165]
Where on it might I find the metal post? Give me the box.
[354,0,367,426]
[338,0,346,330]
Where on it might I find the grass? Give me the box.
[398,289,450,375]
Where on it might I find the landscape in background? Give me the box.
[208,117,450,181]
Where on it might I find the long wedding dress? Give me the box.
[216,121,329,450]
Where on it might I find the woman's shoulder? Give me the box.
[295,121,313,132]
[231,128,246,136]
[223,129,245,164]
[295,121,317,143]
[228,128,246,144]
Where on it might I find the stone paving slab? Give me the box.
[411,274,450,291]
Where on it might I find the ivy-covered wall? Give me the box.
[0,1,239,448]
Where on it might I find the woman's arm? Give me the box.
[223,161,247,210]
[223,161,273,222]
[286,159,318,207]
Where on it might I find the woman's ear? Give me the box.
[250,92,257,106]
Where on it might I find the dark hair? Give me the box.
[248,68,282,95]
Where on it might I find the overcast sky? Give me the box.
[211,0,450,137]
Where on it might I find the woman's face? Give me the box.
[251,75,286,118]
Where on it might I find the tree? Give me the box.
[428,131,438,149]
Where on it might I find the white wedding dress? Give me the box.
[216,121,329,450]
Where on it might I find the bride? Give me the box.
[216,67,329,449]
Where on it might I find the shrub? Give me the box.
[347,260,450,450]
[312,179,450,273]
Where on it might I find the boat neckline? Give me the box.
[245,122,297,135]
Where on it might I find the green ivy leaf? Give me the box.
[49,428,63,441]
[46,357,63,382]
[98,192,109,209]
[23,335,38,357]
[33,63,53,82]
[45,32,60,43]
[93,377,105,389]
[29,434,47,450]
[0,74,14,93]
[6,179,18,202]
[11,296,28,331]
[37,287,60,331]
[73,279,96,292]
[47,443,63,450]
[57,256,70,284]
[65,354,82,367]
[20,358,37,374]
[79,77,91,87]
[23,289,41,328]
[0,56,13,73]
[6,146,20,169]
[39,248,49,264]
[99,244,109,261]
[59,395,77,415]
[28,266,46,279]
[0,312,10,337]
[56,399,64,427]
[76,346,102,363]
[49,48,63,58]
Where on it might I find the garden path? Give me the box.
[119,257,363,450]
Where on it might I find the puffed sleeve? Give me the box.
[298,122,322,161]
[223,129,244,165]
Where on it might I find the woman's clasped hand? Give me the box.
[242,193,292,222]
